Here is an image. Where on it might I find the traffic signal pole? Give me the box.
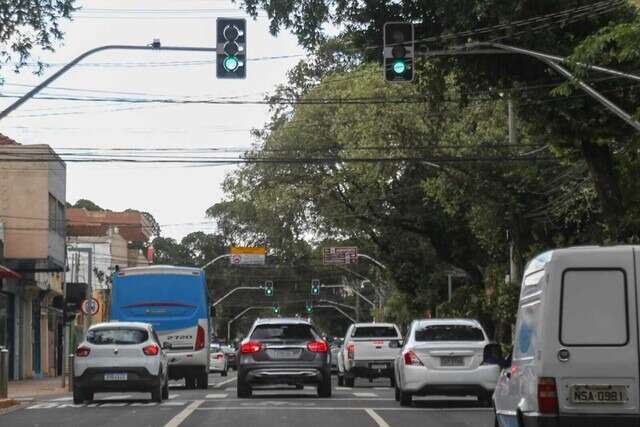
[211,285,264,307]
[227,306,271,342]
[0,42,218,121]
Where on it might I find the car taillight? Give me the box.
[143,344,160,356]
[75,346,91,357]
[195,325,205,351]
[403,350,423,366]
[240,340,262,354]
[347,343,355,359]
[307,340,328,353]
[538,377,559,414]
[216,353,224,360]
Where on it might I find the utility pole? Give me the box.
[508,96,518,286]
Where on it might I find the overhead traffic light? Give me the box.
[217,18,246,79]
[305,302,313,314]
[264,280,274,297]
[311,279,320,296]
[273,304,281,315]
[383,22,414,83]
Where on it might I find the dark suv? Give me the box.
[237,318,332,398]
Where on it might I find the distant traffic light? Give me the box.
[305,302,313,314]
[264,280,274,297]
[273,304,281,314]
[217,18,246,79]
[383,22,414,83]
[311,279,320,296]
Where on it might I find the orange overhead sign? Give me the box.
[230,247,266,265]
[230,246,266,255]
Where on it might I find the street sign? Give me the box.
[322,247,358,265]
[230,246,266,265]
[80,298,100,316]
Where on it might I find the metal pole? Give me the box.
[212,286,263,308]
[356,254,387,270]
[314,305,356,323]
[0,43,218,120]
[447,274,452,302]
[226,306,270,342]
[67,354,74,392]
[201,254,232,270]
[0,347,8,398]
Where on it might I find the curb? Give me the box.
[0,399,20,410]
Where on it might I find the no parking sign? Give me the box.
[80,298,100,316]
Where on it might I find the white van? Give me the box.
[493,246,639,427]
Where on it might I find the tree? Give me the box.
[72,199,104,211]
[0,1,77,72]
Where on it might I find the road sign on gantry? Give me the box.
[217,18,246,79]
[322,246,358,265]
[230,246,265,265]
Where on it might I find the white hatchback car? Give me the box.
[209,344,228,376]
[394,319,502,406]
[73,322,169,404]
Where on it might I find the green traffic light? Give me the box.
[273,306,280,314]
[223,55,240,72]
[392,60,406,75]
[306,306,312,313]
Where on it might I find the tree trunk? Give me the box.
[580,140,624,241]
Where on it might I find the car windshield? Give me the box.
[352,326,398,338]
[86,328,148,345]
[414,325,485,342]
[251,324,316,341]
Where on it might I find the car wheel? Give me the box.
[197,371,209,389]
[394,386,400,402]
[185,376,196,389]
[162,377,169,400]
[389,375,396,388]
[317,376,332,398]
[399,389,412,407]
[237,376,252,398]
[151,382,163,403]
[73,386,85,404]
[344,375,355,388]
[337,374,344,387]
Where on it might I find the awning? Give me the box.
[0,264,21,279]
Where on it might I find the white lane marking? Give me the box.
[102,395,132,400]
[169,394,179,400]
[164,399,204,427]
[195,406,491,412]
[225,387,236,391]
[52,397,73,402]
[214,376,237,388]
[130,402,158,407]
[56,404,84,409]
[373,387,389,390]
[161,400,188,407]
[365,409,391,427]
[205,394,228,399]
[353,392,378,397]
[15,397,34,401]
[27,403,58,409]
[99,402,128,407]
[335,387,350,391]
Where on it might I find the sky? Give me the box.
[0,0,306,240]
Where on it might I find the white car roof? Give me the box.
[413,319,483,328]
[89,321,153,330]
[352,323,398,328]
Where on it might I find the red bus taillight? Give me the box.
[75,346,91,357]
[195,325,205,351]
[143,344,160,356]
[538,377,559,414]
[240,341,262,354]
[307,340,328,353]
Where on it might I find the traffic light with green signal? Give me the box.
[264,280,274,297]
[383,22,414,83]
[311,279,320,296]
[305,302,313,314]
[273,304,281,315]
[217,18,246,79]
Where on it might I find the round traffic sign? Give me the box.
[231,254,242,264]
[80,298,100,316]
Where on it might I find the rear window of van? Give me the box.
[414,325,484,342]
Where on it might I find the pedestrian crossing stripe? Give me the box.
[205,394,228,399]
[352,392,378,397]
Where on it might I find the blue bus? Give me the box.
[111,266,210,389]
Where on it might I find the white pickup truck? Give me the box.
[337,322,403,387]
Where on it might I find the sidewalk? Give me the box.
[8,376,69,398]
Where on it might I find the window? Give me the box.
[514,301,540,360]
[48,194,56,232]
[414,324,485,342]
[48,194,65,235]
[86,328,149,345]
[560,269,628,346]
[251,324,317,341]
[352,326,398,338]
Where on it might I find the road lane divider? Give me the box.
[213,376,237,389]
[164,399,204,427]
[365,409,391,427]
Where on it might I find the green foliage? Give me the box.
[72,199,103,211]
[0,0,78,72]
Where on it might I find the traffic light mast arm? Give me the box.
[0,42,218,121]
[313,305,356,323]
[211,286,263,307]
[202,254,231,270]
[320,284,375,308]
[227,306,271,342]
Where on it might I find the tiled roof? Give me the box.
[66,208,153,242]
[0,133,20,145]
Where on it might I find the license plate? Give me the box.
[570,385,628,404]
[440,356,464,367]
[371,364,388,369]
[266,349,300,359]
[104,373,127,381]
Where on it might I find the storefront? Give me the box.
[0,264,20,379]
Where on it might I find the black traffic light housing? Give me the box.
[305,301,313,314]
[311,279,320,296]
[273,304,281,314]
[383,22,414,83]
[217,18,247,79]
[264,280,274,297]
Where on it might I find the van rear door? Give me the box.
[550,247,639,416]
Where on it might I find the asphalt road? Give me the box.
[2,373,495,427]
